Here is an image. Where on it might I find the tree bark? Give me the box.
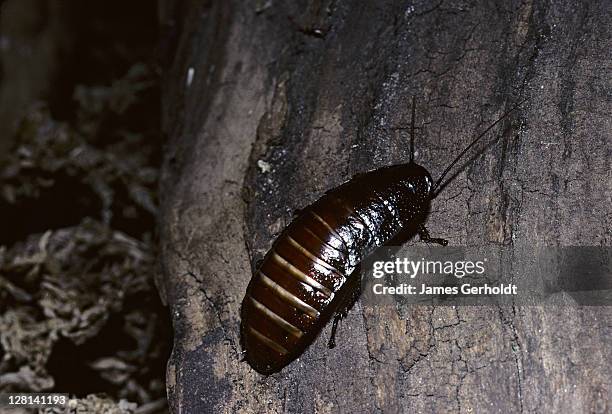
[158,1,611,413]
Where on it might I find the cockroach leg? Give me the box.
[327,313,342,349]
[327,267,361,349]
[417,224,448,246]
[387,225,418,246]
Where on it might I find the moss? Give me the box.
[0,64,169,413]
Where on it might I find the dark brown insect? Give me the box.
[241,98,525,374]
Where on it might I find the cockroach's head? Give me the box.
[404,161,434,200]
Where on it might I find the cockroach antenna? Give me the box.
[410,96,416,164]
[431,97,528,197]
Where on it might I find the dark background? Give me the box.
[0,0,170,412]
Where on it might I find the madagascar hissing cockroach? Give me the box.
[240,97,526,374]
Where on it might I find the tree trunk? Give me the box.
[158,1,611,413]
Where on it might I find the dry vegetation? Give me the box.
[0,2,170,412]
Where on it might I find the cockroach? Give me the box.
[240,97,525,374]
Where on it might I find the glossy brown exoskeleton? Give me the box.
[241,98,525,374]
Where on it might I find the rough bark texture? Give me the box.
[158,1,611,413]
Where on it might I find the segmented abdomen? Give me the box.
[241,183,404,374]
